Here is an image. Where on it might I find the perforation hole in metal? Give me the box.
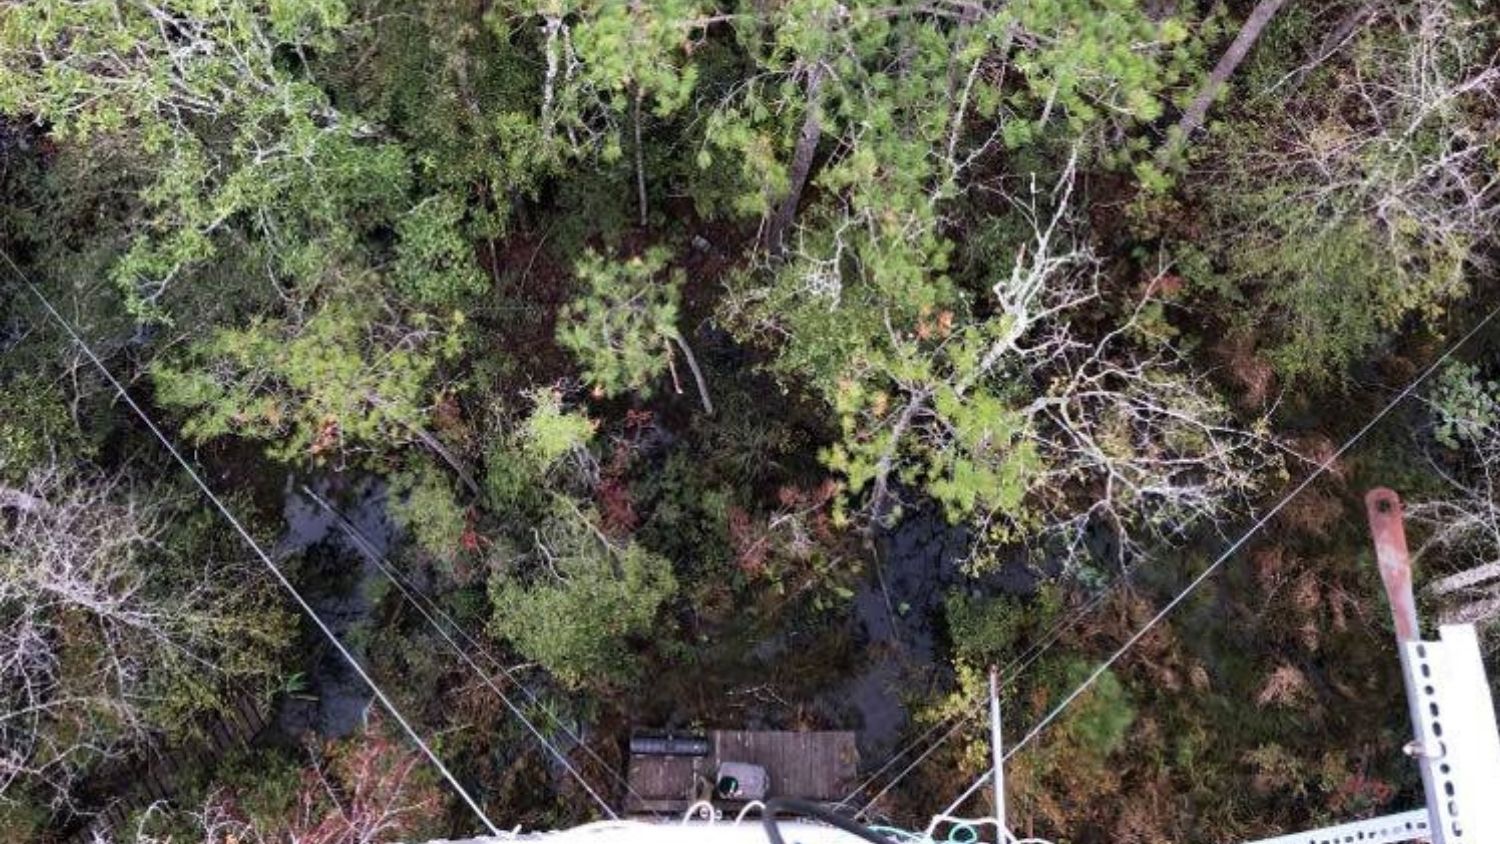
[1417,650,1462,839]
[1300,815,1429,844]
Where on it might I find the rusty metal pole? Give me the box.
[1366,488,1448,843]
[1365,487,1419,642]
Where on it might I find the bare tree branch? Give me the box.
[765,63,827,255]
[1172,0,1290,144]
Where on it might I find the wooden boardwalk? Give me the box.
[59,690,270,843]
[625,730,858,815]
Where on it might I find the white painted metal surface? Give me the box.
[1437,625,1500,840]
[1237,808,1431,844]
[435,820,877,843]
[988,666,1007,838]
[1401,625,1500,844]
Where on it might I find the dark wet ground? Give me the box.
[266,471,1043,787]
[269,475,393,742]
[822,504,1045,761]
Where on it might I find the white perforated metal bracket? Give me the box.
[1241,623,1500,844]
[1401,624,1500,844]
[1237,808,1432,844]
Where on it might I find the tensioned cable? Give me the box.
[850,425,1336,812]
[844,565,1126,816]
[837,710,953,811]
[859,410,1377,816]
[935,302,1500,821]
[306,485,637,805]
[857,518,1246,815]
[302,485,629,818]
[852,599,1100,819]
[9,258,503,837]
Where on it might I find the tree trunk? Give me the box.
[1172,0,1290,144]
[765,64,827,255]
[634,85,648,227]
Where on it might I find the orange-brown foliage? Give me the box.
[1255,664,1312,709]
[1278,487,1345,539]
[1214,332,1276,409]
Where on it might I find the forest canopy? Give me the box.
[1,0,1497,841]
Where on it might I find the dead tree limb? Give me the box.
[1270,1,1382,91]
[0,485,49,514]
[365,393,481,496]
[765,64,827,255]
[670,332,714,415]
[866,391,929,528]
[1172,0,1290,144]
[633,85,648,227]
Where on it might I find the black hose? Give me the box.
[761,797,898,844]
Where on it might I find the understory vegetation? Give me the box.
[1,0,1497,842]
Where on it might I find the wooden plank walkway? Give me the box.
[58,689,270,844]
[625,730,857,815]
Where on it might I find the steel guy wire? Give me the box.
[855,404,1400,816]
[936,301,1500,821]
[10,257,502,837]
[302,485,631,818]
[845,567,1122,815]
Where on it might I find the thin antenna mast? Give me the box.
[988,666,1006,843]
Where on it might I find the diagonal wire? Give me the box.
[935,302,1500,821]
[837,712,956,812]
[306,486,630,788]
[845,568,1124,816]
[9,256,504,837]
[850,404,1293,815]
[859,382,1438,816]
[302,485,632,818]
